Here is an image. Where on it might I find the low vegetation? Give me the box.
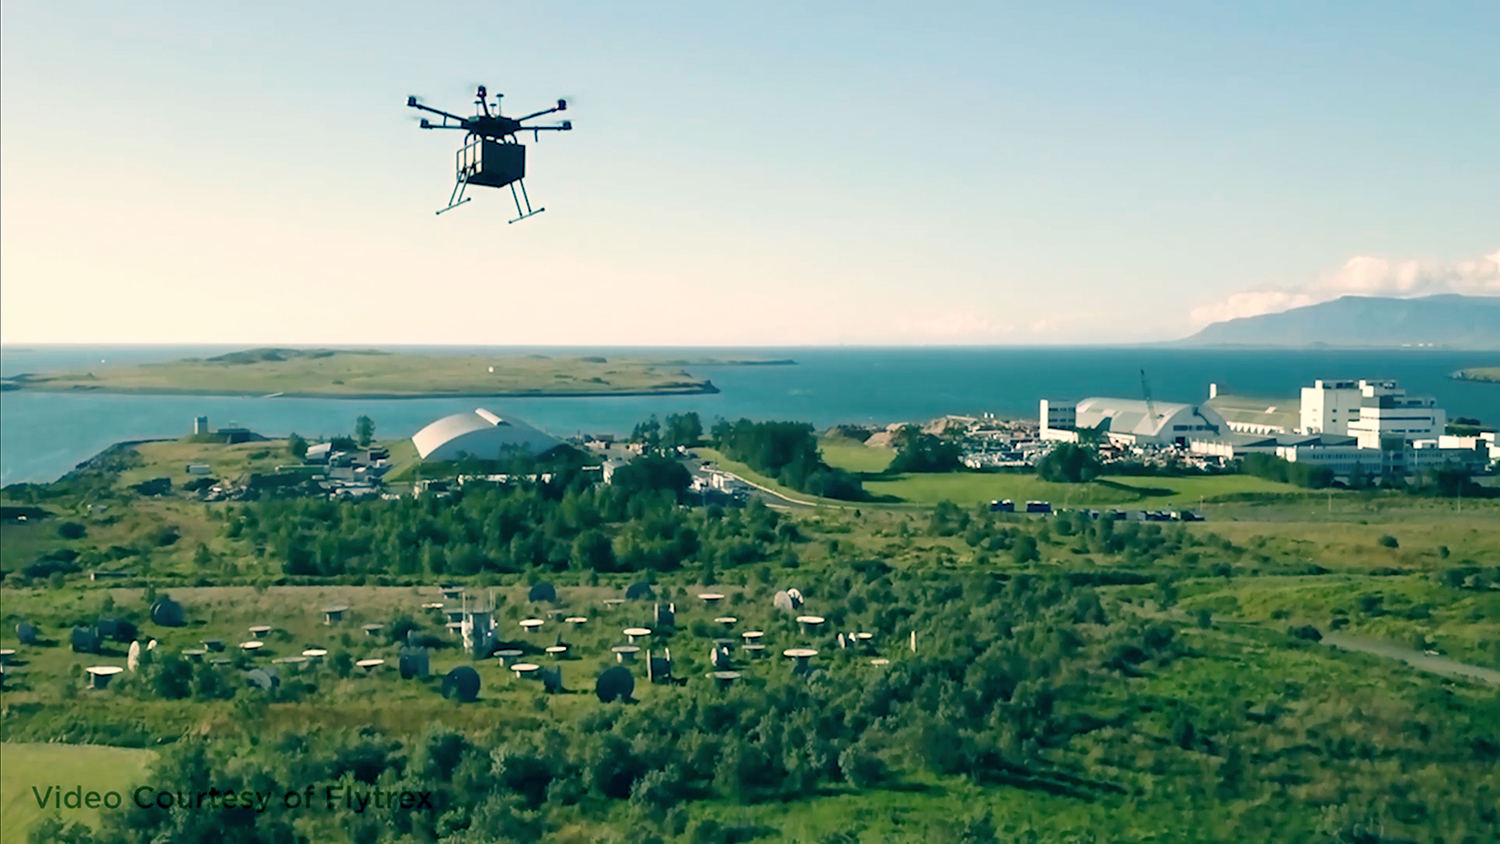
[3,417,1498,842]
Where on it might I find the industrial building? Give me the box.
[1299,379,1446,445]
[1042,377,1492,482]
[411,408,561,462]
[1040,398,1227,447]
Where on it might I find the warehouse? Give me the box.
[1040,398,1229,447]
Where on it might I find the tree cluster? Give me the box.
[887,425,964,473]
[1036,443,1102,484]
[1240,453,1334,489]
[237,464,790,578]
[710,419,865,500]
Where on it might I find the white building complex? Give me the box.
[1040,398,1227,447]
[411,408,561,462]
[1299,379,1446,446]
[1041,377,1492,482]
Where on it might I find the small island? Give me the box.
[1,347,772,399]
[1452,367,1500,383]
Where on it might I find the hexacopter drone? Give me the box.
[407,85,572,220]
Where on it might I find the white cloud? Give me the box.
[1189,248,1500,325]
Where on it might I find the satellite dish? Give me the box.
[595,666,635,703]
[654,603,675,629]
[150,598,186,627]
[540,667,565,693]
[245,669,279,691]
[527,582,557,604]
[71,626,101,654]
[625,582,654,601]
[398,648,430,680]
[773,591,794,612]
[441,666,481,702]
[16,622,40,645]
[127,641,142,672]
[786,588,804,607]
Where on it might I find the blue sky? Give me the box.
[2,1,1496,345]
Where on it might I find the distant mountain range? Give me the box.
[1177,294,1500,349]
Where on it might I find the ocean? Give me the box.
[3,344,1498,486]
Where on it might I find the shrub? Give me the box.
[838,744,886,789]
[1290,625,1322,641]
[57,521,87,540]
[1378,534,1399,549]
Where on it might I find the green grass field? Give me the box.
[114,439,298,489]
[818,436,895,473]
[0,743,156,844]
[864,472,1313,508]
[704,444,1316,510]
[13,349,718,398]
[1192,502,1500,569]
[1170,574,1500,670]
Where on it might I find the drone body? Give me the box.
[407,85,572,221]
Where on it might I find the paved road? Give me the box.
[1320,633,1500,685]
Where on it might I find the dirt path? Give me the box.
[1320,633,1500,685]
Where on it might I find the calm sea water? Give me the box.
[3,344,1498,485]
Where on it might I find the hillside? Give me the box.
[1180,294,1500,348]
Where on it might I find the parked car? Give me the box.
[989,499,1015,513]
[1025,500,1052,514]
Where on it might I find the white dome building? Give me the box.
[411,409,561,462]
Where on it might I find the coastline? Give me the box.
[0,381,721,401]
[1451,368,1500,383]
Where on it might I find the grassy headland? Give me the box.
[2,347,762,398]
[1452,366,1500,383]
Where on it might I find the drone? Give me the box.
[406,85,573,220]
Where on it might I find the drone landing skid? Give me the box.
[507,180,544,224]
[434,176,544,223]
[436,178,472,216]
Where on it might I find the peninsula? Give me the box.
[1,347,764,399]
[1453,367,1500,383]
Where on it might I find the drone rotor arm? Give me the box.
[516,106,563,122]
[407,100,466,122]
